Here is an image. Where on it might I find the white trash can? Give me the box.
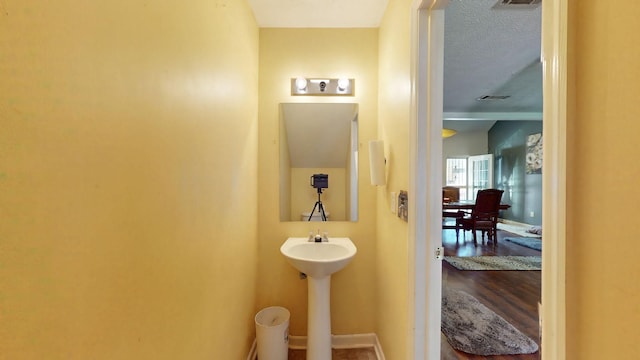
[255,306,289,360]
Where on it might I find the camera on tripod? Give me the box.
[310,173,328,191]
[307,174,329,221]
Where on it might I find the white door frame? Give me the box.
[407,0,567,359]
[408,1,447,359]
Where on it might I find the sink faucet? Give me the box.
[308,229,329,242]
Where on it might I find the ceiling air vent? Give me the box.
[476,95,511,101]
[493,0,542,9]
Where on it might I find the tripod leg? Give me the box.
[308,202,320,221]
[308,190,326,221]
[318,202,327,221]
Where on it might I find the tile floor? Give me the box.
[287,347,377,360]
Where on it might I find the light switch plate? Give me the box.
[398,190,408,222]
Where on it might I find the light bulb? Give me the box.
[337,78,350,91]
[295,77,308,91]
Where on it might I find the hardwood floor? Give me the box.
[441,225,541,360]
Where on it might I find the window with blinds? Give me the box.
[446,155,494,201]
[445,158,469,200]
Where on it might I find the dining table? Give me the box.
[443,200,511,211]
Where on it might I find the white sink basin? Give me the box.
[280,237,357,278]
[281,237,357,359]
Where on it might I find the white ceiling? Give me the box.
[248,0,542,133]
[248,0,388,28]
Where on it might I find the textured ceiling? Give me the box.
[443,0,542,118]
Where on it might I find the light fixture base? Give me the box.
[291,78,355,96]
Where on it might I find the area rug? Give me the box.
[504,237,542,251]
[442,288,539,355]
[444,256,541,270]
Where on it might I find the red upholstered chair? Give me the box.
[456,189,504,245]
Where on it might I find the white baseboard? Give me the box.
[497,219,541,238]
[499,218,534,227]
[247,333,385,360]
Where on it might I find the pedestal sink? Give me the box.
[280,237,357,360]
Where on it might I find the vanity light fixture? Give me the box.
[291,77,355,96]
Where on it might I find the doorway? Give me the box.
[408,0,567,359]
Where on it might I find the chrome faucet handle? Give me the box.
[322,232,329,242]
[313,229,323,242]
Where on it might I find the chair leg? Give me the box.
[493,225,498,245]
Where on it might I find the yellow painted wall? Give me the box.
[0,1,259,359]
[376,0,412,358]
[257,28,378,335]
[566,1,640,358]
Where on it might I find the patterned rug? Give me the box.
[504,237,542,251]
[442,288,539,355]
[444,256,541,270]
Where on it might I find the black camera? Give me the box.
[310,173,328,190]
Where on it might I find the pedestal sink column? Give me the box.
[307,276,331,360]
[280,238,356,360]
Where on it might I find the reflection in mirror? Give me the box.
[279,103,359,222]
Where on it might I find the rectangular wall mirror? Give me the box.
[279,103,359,222]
